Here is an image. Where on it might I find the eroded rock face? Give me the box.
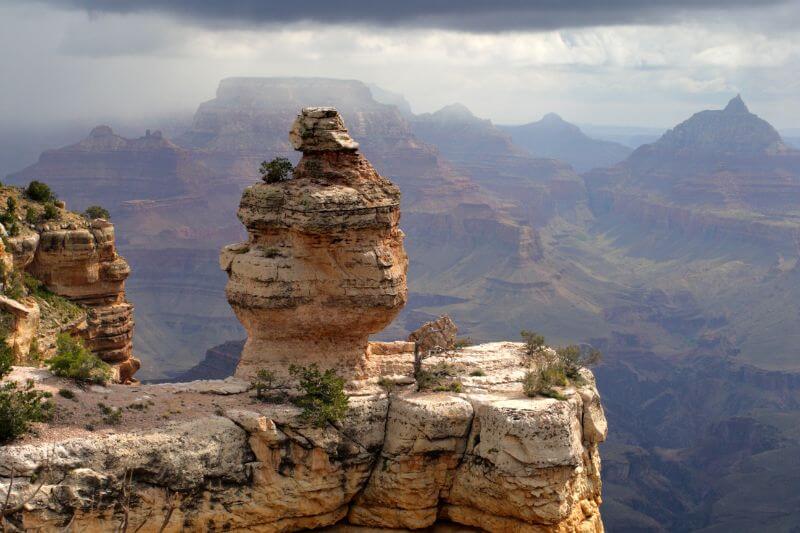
[22,219,138,378]
[221,107,407,382]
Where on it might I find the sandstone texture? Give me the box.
[1,342,606,532]
[221,107,407,382]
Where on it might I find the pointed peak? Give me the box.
[724,94,749,114]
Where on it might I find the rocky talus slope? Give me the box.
[0,187,138,381]
[220,107,407,382]
[0,342,606,532]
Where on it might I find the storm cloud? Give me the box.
[23,0,796,32]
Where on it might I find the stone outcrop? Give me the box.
[23,220,137,373]
[0,342,606,532]
[220,107,407,382]
[0,191,139,381]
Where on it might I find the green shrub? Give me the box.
[6,196,17,215]
[259,157,294,184]
[84,205,110,220]
[522,365,567,400]
[42,202,59,221]
[556,345,602,380]
[25,206,38,224]
[24,181,56,203]
[45,334,111,385]
[0,379,53,443]
[58,388,76,400]
[521,344,602,400]
[4,270,25,300]
[98,402,122,425]
[0,336,13,379]
[251,368,287,403]
[521,330,546,356]
[289,363,348,428]
[469,369,486,377]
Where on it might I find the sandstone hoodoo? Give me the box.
[220,107,408,382]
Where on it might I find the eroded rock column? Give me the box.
[221,107,407,382]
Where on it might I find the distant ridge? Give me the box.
[499,113,631,171]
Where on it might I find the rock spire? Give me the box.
[221,107,407,383]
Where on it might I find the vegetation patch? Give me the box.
[0,336,13,377]
[259,157,294,184]
[98,402,122,425]
[0,380,53,443]
[416,361,463,392]
[521,329,546,358]
[45,334,111,385]
[84,205,110,220]
[289,363,348,428]
[251,368,288,403]
[24,180,56,203]
[520,331,602,400]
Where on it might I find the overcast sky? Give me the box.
[1,0,799,129]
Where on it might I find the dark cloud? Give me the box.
[26,0,793,32]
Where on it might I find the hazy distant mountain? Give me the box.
[578,124,664,148]
[367,83,414,116]
[499,113,632,171]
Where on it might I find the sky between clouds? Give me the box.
[0,0,798,130]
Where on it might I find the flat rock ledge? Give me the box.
[0,342,606,532]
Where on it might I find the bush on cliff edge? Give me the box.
[259,157,294,184]
[0,336,53,444]
[46,334,111,385]
[289,363,348,428]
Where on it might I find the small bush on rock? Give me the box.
[251,368,287,403]
[25,206,38,224]
[23,181,52,203]
[24,181,56,203]
[289,363,348,428]
[557,344,602,380]
[84,205,110,220]
[521,342,602,400]
[46,334,111,385]
[521,330,546,356]
[416,361,460,392]
[259,157,294,184]
[42,202,59,221]
[523,366,568,400]
[0,336,13,378]
[0,380,53,443]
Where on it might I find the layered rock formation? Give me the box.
[221,108,407,381]
[0,342,605,532]
[0,189,139,381]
